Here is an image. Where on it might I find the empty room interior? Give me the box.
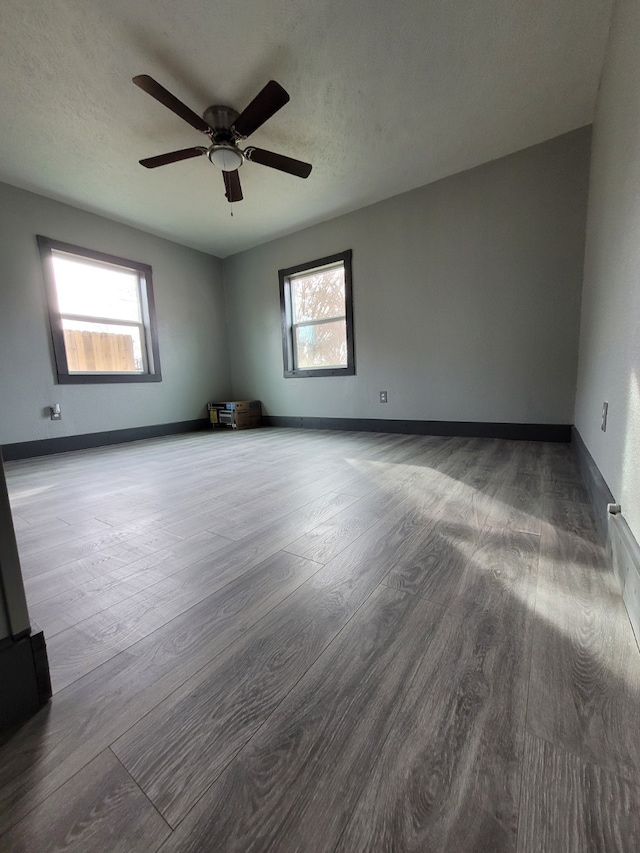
[1,1,639,850]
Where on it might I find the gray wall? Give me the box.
[574,0,640,544]
[223,128,591,425]
[0,182,230,447]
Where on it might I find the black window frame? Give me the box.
[279,249,355,378]
[37,235,162,385]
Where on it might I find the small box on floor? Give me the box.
[208,400,262,430]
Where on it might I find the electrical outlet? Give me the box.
[379,391,388,403]
[50,403,61,421]
[601,401,608,432]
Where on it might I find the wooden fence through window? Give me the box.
[63,329,137,372]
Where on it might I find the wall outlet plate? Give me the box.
[379,391,388,403]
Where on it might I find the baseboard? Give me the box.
[571,427,640,650]
[571,426,614,542]
[1,418,209,461]
[0,624,51,731]
[608,514,640,649]
[262,416,571,443]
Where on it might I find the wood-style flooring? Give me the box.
[1,427,639,851]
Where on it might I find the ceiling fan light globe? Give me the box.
[208,145,243,172]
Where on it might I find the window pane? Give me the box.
[61,319,144,373]
[52,252,142,322]
[295,320,347,369]
[291,265,346,323]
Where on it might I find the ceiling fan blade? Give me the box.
[232,81,290,138]
[223,170,243,202]
[133,75,211,134]
[139,147,207,169]
[244,147,312,178]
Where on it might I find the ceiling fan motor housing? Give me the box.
[203,105,240,136]
[202,105,243,171]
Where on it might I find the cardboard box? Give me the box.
[233,411,261,430]
[208,401,261,429]
[228,400,261,414]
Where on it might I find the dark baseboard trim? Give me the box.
[262,416,571,443]
[571,426,614,543]
[609,513,640,650]
[0,625,51,731]
[1,419,209,461]
[572,426,640,649]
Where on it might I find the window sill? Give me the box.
[283,366,355,378]
[55,373,162,385]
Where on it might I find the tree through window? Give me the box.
[279,250,354,378]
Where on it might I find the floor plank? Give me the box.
[15,517,111,559]
[336,528,539,853]
[29,530,228,636]
[517,733,640,853]
[44,492,355,691]
[543,478,591,505]
[22,526,191,596]
[47,547,323,692]
[112,541,402,826]
[527,525,640,781]
[541,494,600,536]
[0,749,170,853]
[0,548,322,834]
[160,586,443,852]
[384,518,479,603]
[283,488,394,564]
[485,481,543,535]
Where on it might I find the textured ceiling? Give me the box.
[0,0,613,258]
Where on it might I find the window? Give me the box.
[279,250,354,378]
[37,236,161,384]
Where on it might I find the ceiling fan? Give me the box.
[132,75,312,203]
